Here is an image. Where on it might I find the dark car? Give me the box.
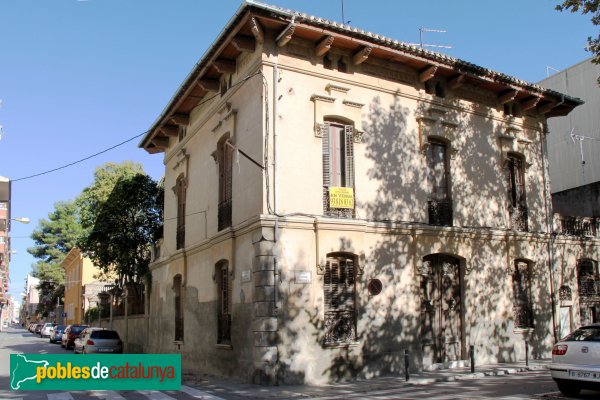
[61,324,88,350]
[34,324,43,335]
[50,325,66,344]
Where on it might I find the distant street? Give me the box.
[1,324,600,399]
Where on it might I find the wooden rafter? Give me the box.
[170,114,189,126]
[316,35,334,57]
[521,96,541,111]
[448,74,465,90]
[160,126,179,137]
[498,90,519,104]
[250,16,264,44]
[152,136,169,149]
[231,35,256,52]
[419,65,438,83]
[213,59,236,74]
[277,24,296,47]
[197,78,220,92]
[538,101,556,114]
[352,46,372,65]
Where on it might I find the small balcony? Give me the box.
[218,199,232,231]
[509,205,528,232]
[554,214,599,237]
[428,199,453,227]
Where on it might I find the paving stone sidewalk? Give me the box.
[182,360,551,399]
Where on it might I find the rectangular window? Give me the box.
[322,122,355,218]
[323,255,356,345]
[427,140,452,226]
[512,260,533,329]
[174,276,184,341]
[217,262,231,344]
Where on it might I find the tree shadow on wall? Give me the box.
[278,93,554,383]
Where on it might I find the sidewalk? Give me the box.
[183,360,551,399]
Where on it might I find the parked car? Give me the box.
[28,323,37,332]
[40,323,57,338]
[50,325,66,344]
[550,323,600,395]
[74,328,123,354]
[34,324,43,335]
[61,324,88,350]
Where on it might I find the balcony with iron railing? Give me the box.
[554,214,599,237]
[509,205,528,232]
[218,199,232,231]
[428,199,453,227]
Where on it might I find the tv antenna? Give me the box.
[570,128,600,166]
[340,0,351,25]
[408,28,452,49]
[546,66,561,77]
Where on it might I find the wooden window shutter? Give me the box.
[322,122,331,188]
[344,125,355,189]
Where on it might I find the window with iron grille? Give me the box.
[323,254,357,345]
[322,121,355,218]
[427,139,452,226]
[506,154,528,231]
[512,260,533,329]
[173,275,184,341]
[218,137,233,230]
[175,175,186,250]
[577,259,599,299]
[216,260,231,344]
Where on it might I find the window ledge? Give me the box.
[216,343,233,350]
[513,328,535,334]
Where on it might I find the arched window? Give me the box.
[506,154,528,231]
[427,138,452,226]
[512,260,533,329]
[322,119,355,218]
[323,253,357,345]
[173,275,184,341]
[216,260,231,344]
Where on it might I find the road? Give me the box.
[1,324,599,399]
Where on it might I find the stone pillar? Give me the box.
[251,228,279,385]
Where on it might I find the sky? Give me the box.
[0,0,596,300]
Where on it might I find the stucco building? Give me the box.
[62,248,109,325]
[140,2,598,384]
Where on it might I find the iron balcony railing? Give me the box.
[509,205,528,232]
[323,187,354,218]
[428,199,453,227]
[323,310,356,345]
[218,199,232,231]
[513,305,534,329]
[554,214,599,237]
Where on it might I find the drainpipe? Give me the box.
[272,63,278,214]
[541,122,558,342]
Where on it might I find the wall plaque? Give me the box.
[294,271,312,284]
[241,270,251,283]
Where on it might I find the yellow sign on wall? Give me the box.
[329,187,354,209]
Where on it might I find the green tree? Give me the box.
[556,0,600,82]
[27,200,83,317]
[77,162,163,289]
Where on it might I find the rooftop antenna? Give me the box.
[408,28,452,49]
[570,128,600,182]
[341,0,350,25]
[546,66,561,77]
